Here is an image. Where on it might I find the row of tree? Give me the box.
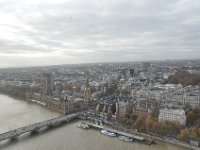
[116,112,200,143]
[178,127,200,142]
[0,85,31,99]
[164,71,200,87]
[133,116,182,137]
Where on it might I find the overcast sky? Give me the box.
[0,0,200,68]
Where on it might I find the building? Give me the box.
[143,62,151,73]
[99,82,108,95]
[182,95,200,108]
[96,96,132,119]
[43,72,52,97]
[116,99,131,117]
[168,86,200,108]
[96,98,116,118]
[64,98,84,114]
[83,78,91,104]
[158,108,186,126]
[132,99,158,118]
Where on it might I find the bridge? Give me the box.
[0,113,79,142]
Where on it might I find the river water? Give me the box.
[0,94,188,150]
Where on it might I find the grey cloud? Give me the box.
[0,0,200,67]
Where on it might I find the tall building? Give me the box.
[116,100,131,118]
[43,72,52,97]
[129,68,135,77]
[84,78,91,104]
[158,108,186,126]
[143,62,150,73]
[99,82,108,95]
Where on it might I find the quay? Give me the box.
[0,113,79,142]
[83,122,154,145]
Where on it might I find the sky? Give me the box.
[0,0,200,68]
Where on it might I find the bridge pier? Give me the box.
[11,135,18,141]
[48,124,54,128]
[32,127,40,134]
[64,118,70,123]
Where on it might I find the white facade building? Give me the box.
[170,94,200,108]
[158,108,186,126]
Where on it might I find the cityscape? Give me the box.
[0,59,200,150]
[0,0,200,150]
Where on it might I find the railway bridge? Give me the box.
[0,113,80,142]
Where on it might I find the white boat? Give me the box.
[77,122,90,129]
[30,99,47,106]
[119,135,133,142]
[100,130,116,137]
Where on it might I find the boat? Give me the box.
[30,99,47,106]
[100,130,116,137]
[118,135,133,142]
[77,122,90,129]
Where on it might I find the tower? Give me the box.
[84,78,91,104]
[43,72,52,97]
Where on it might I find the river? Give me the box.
[0,94,188,150]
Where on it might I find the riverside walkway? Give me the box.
[0,113,79,142]
[84,122,145,141]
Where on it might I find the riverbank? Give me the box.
[29,98,65,114]
[82,121,154,145]
[128,128,199,150]
[86,117,199,150]
[0,85,31,100]
[0,85,65,114]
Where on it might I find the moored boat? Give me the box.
[118,135,133,142]
[77,122,90,129]
[100,130,116,137]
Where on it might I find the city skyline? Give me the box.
[0,0,200,68]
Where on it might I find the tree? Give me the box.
[186,111,196,124]
[107,84,118,95]
[154,122,165,135]
[178,128,190,142]
[193,107,200,115]
[134,116,146,131]
[162,120,182,136]
[146,117,156,131]
[130,114,138,121]
[107,112,113,120]
[164,71,200,87]
[116,116,125,123]
[151,107,160,118]
[190,128,200,140]
[125,113,138,121]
